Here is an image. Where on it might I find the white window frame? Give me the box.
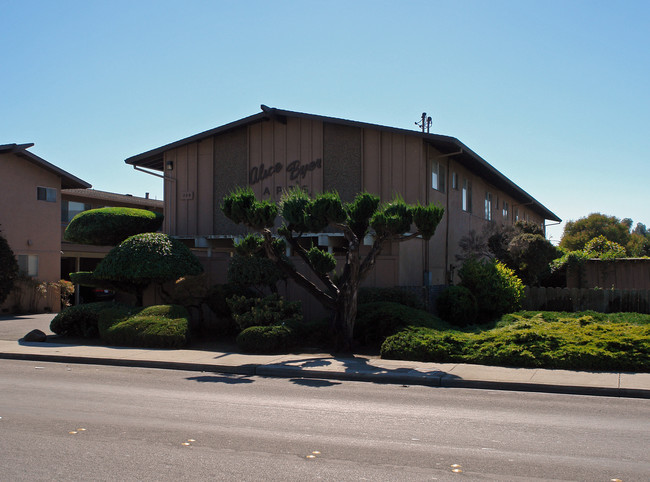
[485,192,493,221]
[431,160,446,193]
[462,179,472,212]
[17,254,39,277]
[62,200,90,223]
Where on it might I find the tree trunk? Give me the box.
[331,281,358,353]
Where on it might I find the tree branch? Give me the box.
[261,229,337,308]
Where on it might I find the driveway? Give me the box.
[0,313,56,341]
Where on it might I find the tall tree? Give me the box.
[560,213,631,252]
[0,228,19,305]
[222,187,444,352]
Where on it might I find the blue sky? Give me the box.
[2,0,649,244]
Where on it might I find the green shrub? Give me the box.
[101,314,188,348]
[50,302,114,338]
[64,207,163,246]
[381,327,469,362]
[236,324,297,353]
[354,301,447,347]
[204,283,253,319]
[227,293,302,331]
[459,258,524,320]
[436,286,478,327]
[381,311,650,372]
[227,254,286,293]
[0,231,18,305]
[358,287,425,310]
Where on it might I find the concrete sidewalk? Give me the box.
[1,313,649,398]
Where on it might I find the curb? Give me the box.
[2,351,649,399]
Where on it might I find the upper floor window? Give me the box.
[431,160,446,193]
[462,179,472,212]
[62,201,91,223]
[451,172,458,190]
[17,254,38,277]
[485,192,493,221]
[37,186,57,203]
[502,201,509,219]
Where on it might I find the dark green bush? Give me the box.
[354,301,447,347]
[50,302,114,338]
[101,314,188,348]
[436,286,478,327]
[236,324,297,353]
[204,283,253,319]
[459,258,524,320]
[64,207,163,246]
[227,293,302,331]
[0,231,18,305]
[358,287,425,310]
[227,254,286,293]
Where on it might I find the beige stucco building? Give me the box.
[125,106,560,315]
[0,143,90,312]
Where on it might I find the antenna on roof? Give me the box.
[415,112,432,133]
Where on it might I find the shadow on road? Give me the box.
[186,374,254,384]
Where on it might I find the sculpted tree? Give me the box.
[65,207,163,246]
[93,233,203,305]
[222,187,444,351]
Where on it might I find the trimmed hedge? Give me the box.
[53,302,190,348]
[50,302,117,338]
[236,324,297,353]
[101,315,188,348]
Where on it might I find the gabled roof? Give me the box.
[62,188,163,209]
[125,106,560,222]
[0,143,91,189]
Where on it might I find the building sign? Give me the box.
[248,158,323,197]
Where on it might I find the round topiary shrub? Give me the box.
[64,207,164,246]
[236,324,297,353]
[436,286,478,327]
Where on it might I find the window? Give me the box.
[451,172,458,190]
[61,201,90,223]
[431,160,446,192]
[502,201,509,219]
[37,186,57,203]
[485,192,493,221]
[17,255,38,277]
[462,179,472,212]
[514,207,520,222]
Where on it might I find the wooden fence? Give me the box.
[522,287,650,314]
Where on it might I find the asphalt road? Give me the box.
[1,359,648,481]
